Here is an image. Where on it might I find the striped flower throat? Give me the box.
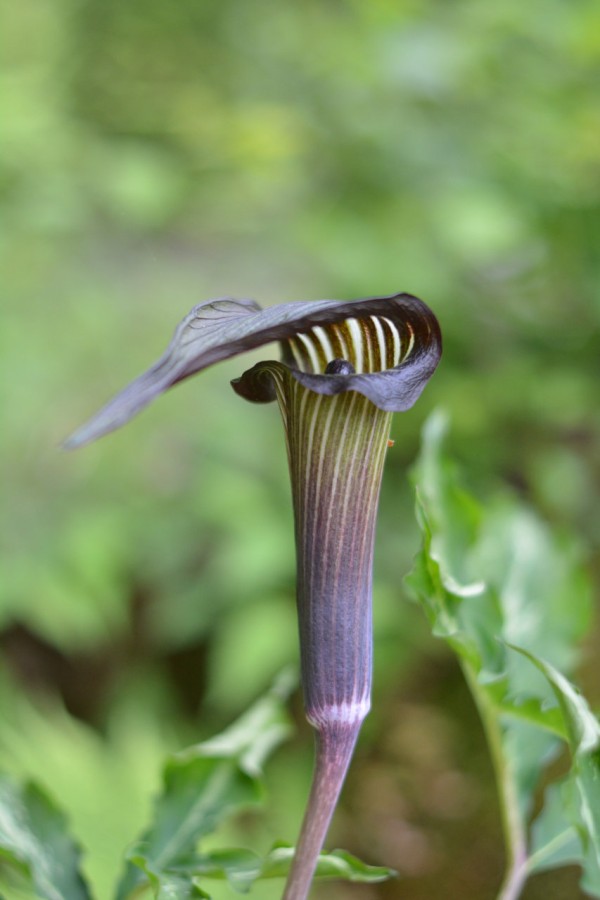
[285,313,412,375]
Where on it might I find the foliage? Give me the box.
[2,0,599,897]
[0,777,91,900]
[408,412,600,898]
[0,675,392,899]
[2,414,597,899]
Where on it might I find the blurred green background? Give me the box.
[2,0,599,897]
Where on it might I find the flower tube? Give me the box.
[65,291,442,899]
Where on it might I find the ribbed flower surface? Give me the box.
[65,292,441,735]
[64,291,441,900]
[284,382,390,725]
[235,313,399,726]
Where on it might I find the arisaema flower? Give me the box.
[66,291,441,900]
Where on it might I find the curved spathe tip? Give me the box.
[232,292,441,412]
[64,291,441,447]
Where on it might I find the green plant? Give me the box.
[1,406,598,899]
[408,412,600,899]
[2,288,598,898]
[0,673,392,899]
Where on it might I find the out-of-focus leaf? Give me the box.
[408,412,596,897]
[528,778,582,874]
[408,411,591,688]
[0,775,92,900]
[406,413,502,671]
[125,843,394,897]
[512,648,600,894]
[116,674,294,900]
[166,847,262,893]
[0,672,181,900]
[116,670,393,899]
[510,650,600,758]
[120,854,210,899]
[256,843,395,885]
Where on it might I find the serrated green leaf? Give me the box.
[0,775,92,900]
[406,413,505,675]
[116,675,293,900]
[408,411,591,691]
[115,669,393,899]
[408,412,596,898]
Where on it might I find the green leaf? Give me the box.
[116,674,294,900]
[169,847,263,893]
[0,775,92,900]
[406,413,503,673]
[115,670,393,899]
[121,853,210,899]
[511,648,600,895]
[528,779,582,874]
[257,843,395,885]
[408,411,592,690]
[125,843,395,897]
[408,412,597,898]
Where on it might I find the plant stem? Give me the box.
[496,855,529,900]
[282,720,363,900]
[461,662,528,900]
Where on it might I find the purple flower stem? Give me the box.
[282,719,364,900]
[278,386,390,899]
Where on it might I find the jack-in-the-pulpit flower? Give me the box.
[66,291,442,900]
